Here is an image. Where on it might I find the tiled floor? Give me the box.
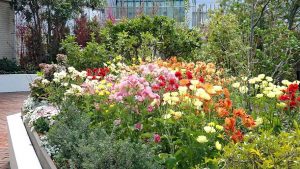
[0,92,29,169]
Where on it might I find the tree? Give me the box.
[11,0,106,65]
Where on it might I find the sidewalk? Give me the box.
[0,92,29,169]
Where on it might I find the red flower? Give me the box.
[186,71,193,79]
[158,75,166,81]
[287,83,299,93]
[169,78,176,85]
[199,76,205,83]
[231,130,244,143]
[159,81,166,87]
[175,71,182,78]
[297,96,300,102]
[290,101,297,109]
[152,84,160,91]
[154,134,161,143]
[279,94,290,101]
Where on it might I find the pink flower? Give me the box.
[135,123,143,131]
[154,134,161,143]
[147,105,154,112]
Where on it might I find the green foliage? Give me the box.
[61,36,110,70]
[62,16,202,69]
[0,58,21,73]
[200,11,249,75]
[221,129,300,168]
[47,101,161,169]
[33,118,50,133]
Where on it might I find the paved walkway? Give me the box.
[0,92,29,169]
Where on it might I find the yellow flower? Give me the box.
[242,77,248,81]
[196,135,208,143]
[215,125,224,131]
[195,89,211,100]
[276,102,286,108]
[172,111,183,120]
[190,80,199,86]
[189,85,197,91]
[281,80,290,86]
[208,122,215,126]
[215,141,222,150]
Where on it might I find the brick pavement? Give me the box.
[0,92,29,169]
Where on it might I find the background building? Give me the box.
[0,0,15,60]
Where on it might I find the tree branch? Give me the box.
[251,0,271,29]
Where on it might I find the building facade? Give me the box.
[0,0,15,60]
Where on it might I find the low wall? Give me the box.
[0,74,37,92]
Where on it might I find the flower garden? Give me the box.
[6,0,299,168]
[22,53,300,168]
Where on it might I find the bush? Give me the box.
[0,58,21,73]
[220,129,300,168]
[47,101,161,169]
[61,16,202,70]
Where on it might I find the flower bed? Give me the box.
[22,56,300,168]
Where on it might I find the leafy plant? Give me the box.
[220,129,300,168]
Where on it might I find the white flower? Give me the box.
[266,92,275,98]
[194,99,203,110]
[196,135,208,143]
[248,78,256,84]
[195,88,211,100]
[242,77,248,81]
[266,76,273,82]
[256,94,263,98]
[163,114,171,119]
[258,74,265,79]
[178,86,188,95]
[190,80,199,86]
[42,79,50,84]
[239,86,248,94]
[232,82,240,88]
[215,141,222,150]
[204,126,216,133]
[281,80,290,86]
[68,67,76,73]
[255,117,263,126]
[213,86,222,92]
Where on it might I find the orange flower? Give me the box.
[242,115,256,128]
[233,108,246,118]
[179,79,190,86]
[217,107,229,117]
[224,98,232,110]
[231,130,244,143]
[223,88,230,98]
[225,117,236,132]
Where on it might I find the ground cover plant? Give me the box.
[22,54,300,168]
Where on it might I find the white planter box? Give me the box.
[0,74,37,92]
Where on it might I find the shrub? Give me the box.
[47,101,161,169]
[0,58,21,73]
[220,129,300,168]
[61,16,202,70]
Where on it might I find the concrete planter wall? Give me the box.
[23,122,57,169]
[0,74,37,92]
